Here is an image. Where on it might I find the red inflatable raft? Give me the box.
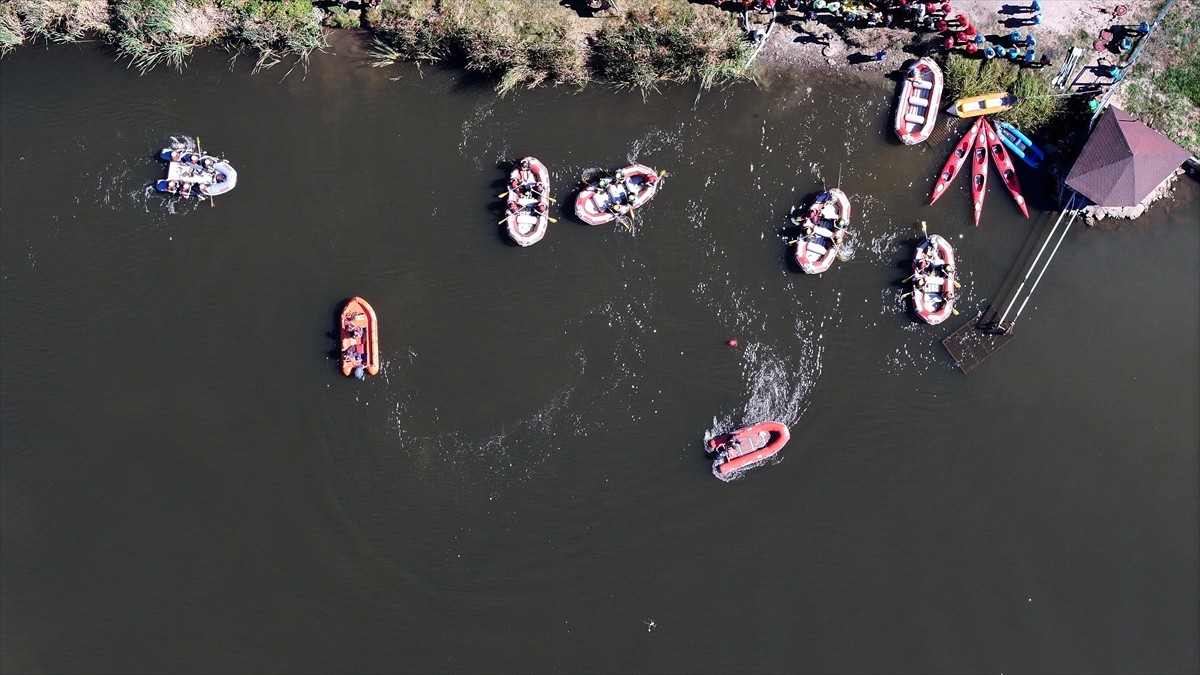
[911,233,958,325]
[340,297,379,378]
[707,421,790,475]
[574,164,661,226]
[504,157,551,246]
[894,57,944,145]
[793,188,851,274]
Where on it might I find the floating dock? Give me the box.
[942,307,1016,374]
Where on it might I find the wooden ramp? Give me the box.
[941,307,1016,374]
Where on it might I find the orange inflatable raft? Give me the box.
[707,421,790,475]
[340,297,379,378]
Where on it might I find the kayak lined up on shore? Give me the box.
[929,117,1030,225]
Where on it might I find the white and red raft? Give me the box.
[574,163,661,226]
[504,157,551,246]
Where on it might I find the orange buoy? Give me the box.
[727,339,738,347]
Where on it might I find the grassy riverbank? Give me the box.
[1114,0,1200,154]
[0,0,749,93]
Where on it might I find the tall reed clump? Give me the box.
[1,0,111,55]
[112,0,207,73]
[222,0,325,72]
[590,2,748,95]
[942,53,1061,131]
[455,0,586,95]
[368,0,450,66]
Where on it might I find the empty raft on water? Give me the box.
[995,121,1046,169]
[575,164,661,226]
[894,57,944,145]
[947,91,1017,118]
[707,421,791,476]
[155,144,237,198]
[504,157,551,246]
[911,233,958,325]
[793,188,851,274]
[340,297,379,379]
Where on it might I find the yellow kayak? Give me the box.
[948,92,1017,118]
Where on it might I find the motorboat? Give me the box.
[340,297,380,379]
[707,421,790,476]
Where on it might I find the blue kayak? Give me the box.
[996,121,1046,169]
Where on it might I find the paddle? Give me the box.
[920,219,927,236]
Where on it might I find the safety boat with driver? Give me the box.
[707,421,791,476]
[574,164,661,226]
[792,188,851,274]
[894,57,944,145]
[504,157,551,246]
[911,233,958,325]
[340,297,379,379]
[155,142,237,199]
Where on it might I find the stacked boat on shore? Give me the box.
[930,116,1032,225]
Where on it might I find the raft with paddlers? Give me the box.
[793,188,851,274]
[707,421,790,476]
[502,157,552,246]
[910,224,959,325]
[894,57,944,145]
[970,118,990,226]
[155,140,237,199]
[574,164,662,226]
[929,118,982,205]
[982,119,1029,218]
[995,120,1046,169]
[947,91,1017,118]
[340,297,379,379]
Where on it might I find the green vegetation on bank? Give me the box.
[1,0,749,93]
[1119,0,1200,154]
[942,54,1062,131]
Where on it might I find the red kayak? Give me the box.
[983,120,1029,218]
[707,421,790,475]
[504,157,551,246]
[911,233,958,325]
[929,118,982,205]
[971,119,989,227]
[574,164,661,226]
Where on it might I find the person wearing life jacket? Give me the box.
[535,202,548,214]
[170,149,185,162]
[180,182,192,197]
[507,202,520,215]
[509,177,522,193]
[167,180,179,193]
